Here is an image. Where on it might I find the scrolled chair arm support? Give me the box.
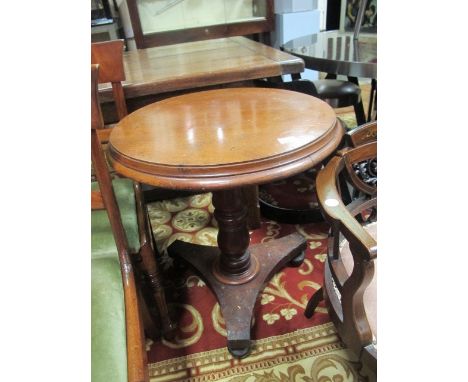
[316,154,377,262]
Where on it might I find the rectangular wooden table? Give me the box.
[98,36,304,106]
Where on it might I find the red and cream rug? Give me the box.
[147,193,373,382]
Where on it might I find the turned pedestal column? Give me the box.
[168,187,306,357]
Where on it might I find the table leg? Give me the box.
[348,76,367,125]
[367,79,377,122]
[168,188,306,358]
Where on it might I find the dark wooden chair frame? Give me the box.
[305,122,377,374]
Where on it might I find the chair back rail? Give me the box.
[340,143,377,197]
[91,64,149,382]
[345,121,377,147]
[91,40,128,128]
[317,153,377,261]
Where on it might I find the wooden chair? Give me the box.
[92,64,148,382]
[305,133,377,375]
[91,40,175,338]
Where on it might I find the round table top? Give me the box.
[283,31,377,79]
[108,87,343,190]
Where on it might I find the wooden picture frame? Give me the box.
[127,0,274,48]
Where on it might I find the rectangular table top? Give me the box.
[98,36,304,102]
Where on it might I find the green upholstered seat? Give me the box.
[92,256,128,382]
[91,178,140,259]
[91,178,140,382]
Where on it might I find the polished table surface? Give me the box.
[98,36,304,103]
[108,87,342,191]
[108,87,343,357]
[283,31,377,79]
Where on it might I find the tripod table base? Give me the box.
[168,232,306,358]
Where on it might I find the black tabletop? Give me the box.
[283,30,377,79]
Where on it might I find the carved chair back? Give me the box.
[345,120,377,148]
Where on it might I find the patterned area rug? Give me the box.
[146,193,374,382]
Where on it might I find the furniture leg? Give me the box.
[291,72,302,80]
[348,76,367,125]
[241,186,262,230]
[367,79,377,122]
[168,188,307,358]
[134,183,176,339]
[138,241,177,340]
[138,286,160,340]
[304,287,323,318]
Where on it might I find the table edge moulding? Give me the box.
[108,87,343,191]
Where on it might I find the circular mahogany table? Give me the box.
[108,87,344,357]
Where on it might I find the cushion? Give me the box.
[313,79,361,108]
[91,177,140,382]
[340,221,377,342]
[313,79,361,98]
[91,256,127,382]
[91,178,140,259]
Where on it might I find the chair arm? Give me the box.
[316,156,377,261]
